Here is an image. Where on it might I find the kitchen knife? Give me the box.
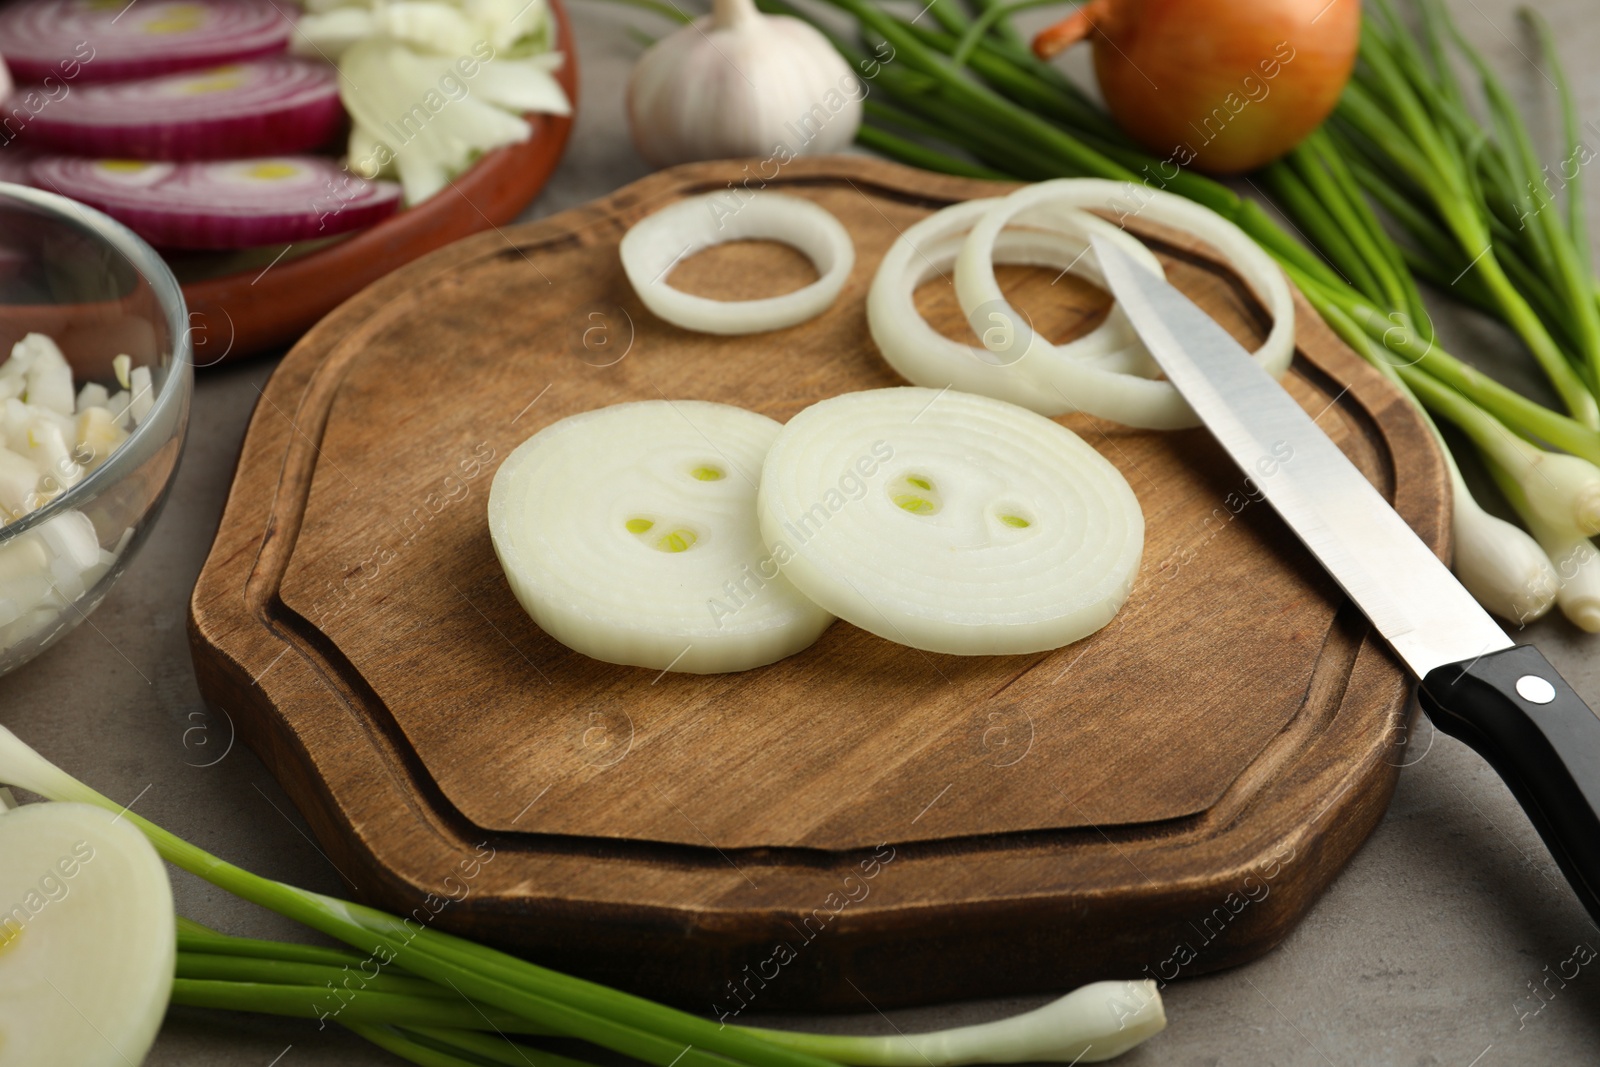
[1090,233,1600,924]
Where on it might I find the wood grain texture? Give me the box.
[188,157,1449,1011]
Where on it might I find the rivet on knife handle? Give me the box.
[1418,646,1600,922]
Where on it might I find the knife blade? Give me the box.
[1091,233,1600,924]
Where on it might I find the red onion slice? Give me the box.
[31,156,401,250]
[0,0,294,83]
[22,57,344,161]
[0,147,39,187]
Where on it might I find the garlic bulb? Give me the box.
[626,0,863,167]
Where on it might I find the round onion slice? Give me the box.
[0,0,294,83]
[0,801,175,1067]
[25,58,344,161]
[0,148,38,187]
[956,179,1296,430]
[620,192,854,335]
[489,400,835,674]
[868,197,1163,413]
[31,156,401,250]
[758,387,1143,656]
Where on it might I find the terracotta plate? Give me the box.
[172,2,579,365]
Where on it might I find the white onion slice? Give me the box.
[868,198,1162,413]
[758,387,1143,655]
[0,801,175,1067]
[489,400,834,673]
[956,179,1296,429]
[620,192,854,335]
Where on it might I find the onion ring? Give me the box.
[956,179,1295,429]
[620,192,854,335]
[868,198,1164,413]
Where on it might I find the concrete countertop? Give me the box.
[5,0,1599,1063]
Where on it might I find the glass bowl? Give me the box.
[0,181,193,678]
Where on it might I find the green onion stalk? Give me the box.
[743,0,1600,629]
[0,726,1165,1067]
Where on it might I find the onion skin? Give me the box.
[1034,0,1361,174]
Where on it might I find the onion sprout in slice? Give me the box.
[956,180,1295,429]
[758,387,1143,655]
[621,192,855,334]
[0,802,174,1067]
[489,400,833,673]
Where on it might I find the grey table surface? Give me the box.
[6,1,1600,1064]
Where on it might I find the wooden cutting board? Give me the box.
[188,157,1448,1011]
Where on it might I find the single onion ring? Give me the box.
[869,198,1164,413]
[620,192,855,335]
[956,179,1296,430]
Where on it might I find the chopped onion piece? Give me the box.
[337,37,534,204]
[14,334,74,416]
[0,451,35,518]
[16,416,82,492]
[107,391,132,430]
[957,179,1295,429]
[75,382,109,413]
[75,408,127,471]
[758,387,1143,655]
[0,802,175,1067]
[621,192,854,335]
[868,197,1162,413]
[0,336,139,658]
[128,367,155,426]
[489,400,834,673]
[291,8,377,61]
[472,61,573,116]
[374,2,480,56]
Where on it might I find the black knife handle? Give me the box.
[1419,645,1600,924]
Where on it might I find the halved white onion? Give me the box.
[489,400,834,673]
[757,387,1143,656]
[620,192,854,335]
[867,198,1164,413]
[956,179,1296,429]
[0,801,175,1067]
